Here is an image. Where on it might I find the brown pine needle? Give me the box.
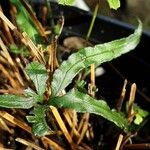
[0,147,14,150]
[63,109,80,138]
[0,11,16,30]
[0,11,45,64]
[22,32,45,64]
[117,79,127,112]
[42,137,65,150]
[77,113,90,144]
[0,37,24,87]
[70,110,79,138]
[20,0,48,41]
[0,6,14,44]
[0,111,31,133]
[0,118,14,134]
[90,64,96,97]
[0,30,10,45]
[15,57,30,81]
[50,106,73,145]
[0,64,18,89]
[15,138,44,150]
[115,134,124,150]
[128,83,137,123]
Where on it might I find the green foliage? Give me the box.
[26,62,48,97]
[26,105,50,136]
[50,89,128,130]
[51,21,142,97]
[57,0,75,5]
[10,0,41,42]
[10,44,29,56]
[0,94,34,109]
[0,21,142,136]
[107,0,120,10]
[0,0,144,136]
[133,104,149,125]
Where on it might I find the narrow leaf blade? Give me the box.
[26,105,50,137]
[0,94,34,109]
[10,0,41,42]
[50,89,128,130]
[26,62,48,98]
[51,21,142,96]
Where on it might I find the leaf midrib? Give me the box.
[53,34,137,96]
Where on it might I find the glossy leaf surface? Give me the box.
[26,105,50,136]
[50,89,128,130]
[0,94,34,109]
[51,21,142,96]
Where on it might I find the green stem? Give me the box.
[45,0,55,34]
[86,0,100,40]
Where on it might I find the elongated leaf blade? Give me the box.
[50,89,128,130]
[0,94,34,109]
[26,105,50,137]
[26,62,48,99]
[107,0,120,10]
[51,21,142,96]
[10,0,41,42]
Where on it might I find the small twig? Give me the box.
[128,83,137,123]
[124,143,150,149]
[90,64,96,97]
[116,79,127,112]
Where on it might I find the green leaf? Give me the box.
[10,0,41,42]
[107,0,120,10]
[26,62,48,99]
[26,105,50,136]
[137,107,149,118]
[10,44,29,56]
[24,88,44,103]
[134,114,143,125]
[58,0,75,5]
[51,21,142,96]
[133,104,149,125]
[50,89,128,131]
[0,94,34,109]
